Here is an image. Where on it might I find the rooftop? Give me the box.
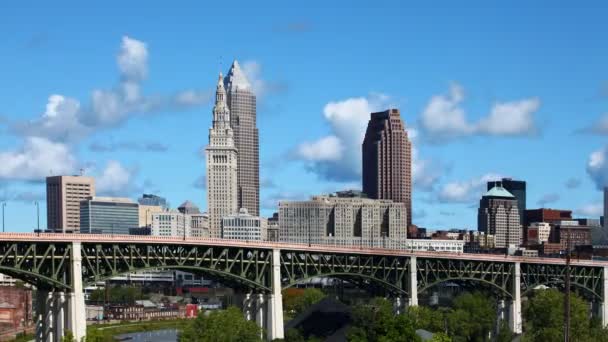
[224,60,251,92]
[484,186,514,198]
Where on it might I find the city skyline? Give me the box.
[1,1,608,231]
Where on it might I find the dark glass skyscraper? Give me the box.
[362,109,412,227]
[488,178,526,226]
[224,60,260,216]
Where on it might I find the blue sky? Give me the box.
[1,1,608,232]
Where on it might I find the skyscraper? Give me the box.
[488,178,526,226]
[478,186,521,248]
[46,175,95,233]
[224,60,260,216]
[206,73,238,238]
[362,109,412,227]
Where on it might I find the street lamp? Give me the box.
[2,202,6,233]
[34,201,40,236]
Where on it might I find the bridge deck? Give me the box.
[1,232,606,267]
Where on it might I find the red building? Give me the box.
[0,286,32,330]
[523,208,573,244]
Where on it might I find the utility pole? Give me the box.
[2,202,6,233]
[564,227,571,342]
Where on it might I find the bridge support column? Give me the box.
[408,257,418,307]
[36,290,53,342]
[243,293,253,321]
[52,292,65,341]
[601,266,608,327]
[66,242,86,341]
[393,297,402,315]
[266,249,284,341]
[255,294,265,340]
[508,262,522,334]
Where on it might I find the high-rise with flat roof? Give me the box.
[362,109,412,227]
[206,73,238,237]
[46,175,95,233]
[478,186,521,248]
[80,197,139,234]
[224,60,260,216]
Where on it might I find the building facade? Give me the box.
[527,222,551,245]
[80,197,139,235]
[405,239,464,253]
[279,194,408,249]
[138,194,168,208]
[478,186,521,248]
[488,178,526,227]
[362,109,412,227]
[224,60,260,216]
[46,175,95,233]
[151,211,191,237]
[138,204,165,228]
[267,213,279,242]
[191,213,209,238]
[221,208,264,241]
[206,73,239,238]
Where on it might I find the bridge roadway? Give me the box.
[0,233,607,341]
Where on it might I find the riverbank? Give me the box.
[86,319,190,341]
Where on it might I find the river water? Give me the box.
[115,329,178,342]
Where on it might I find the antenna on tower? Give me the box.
[219,55,223,73]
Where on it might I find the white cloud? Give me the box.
[409,127,444,191]
[117,36,148,81]
[0,137,76,181]
[293,94,391,181]
[241,61,287,98]
[477,98,540,135]
[12,36,210,143]
[420,83,473,139]
[586,146,608,190]
[575,203,603,217]
[174,89,213,106]
[579,113,608,135]
[565,177,582,189]
[438,173,503,203]
[419,83,540,141]
[96,160,135,196]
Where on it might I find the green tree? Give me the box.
[346,298,420,342]
[523,288,608,342]
[445,292,495,342]
[283,288,326,320]
[179,306,262,342]
[88,286,148,304]
[430,333,452,342]
[61,331,75,342]
[408,306,445,333]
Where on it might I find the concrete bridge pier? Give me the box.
[66,242,86,341]
[508,262,522,334]
[266,249,284,341]
[243,293,253,321]
[35,290,53,342]
[601,266,608,327]
[407,257,418,307]
[393,296,403,315]
[52,292,65,341]
[255,294,265,340]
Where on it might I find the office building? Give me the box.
[279,193,407,249]
[362,109,412,227]
[46,175,95,233]
[221,208,264,241]
[138,194,168,208]
[527,222,551,245]
[151,211,191,237]
[191,213,209,238]
[267,213,279,242]
[138,204,164,228]
[206,73,239,238]
[552,220,592,251]
[488,178,526,226]
[178,200,201,215]
[478,186,521,248]
[605,187,608,229]
[80,197,139,234]
[224,60,260,216]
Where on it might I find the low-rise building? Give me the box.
[80,197,139,234]
[527,222,551,245]
[191,213,209,238]
[151,211,191,237]
[221,208,264,241]
[267,213,279,242]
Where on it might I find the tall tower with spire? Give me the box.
[224,60,260,216]
[206,73,238,238]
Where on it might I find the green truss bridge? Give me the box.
[0,233,606,341]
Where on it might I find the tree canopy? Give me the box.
[179,306,262,342]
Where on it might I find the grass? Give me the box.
[85,318,191,341]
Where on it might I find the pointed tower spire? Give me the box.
[213,72,230,127]
[224,60,251,92]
